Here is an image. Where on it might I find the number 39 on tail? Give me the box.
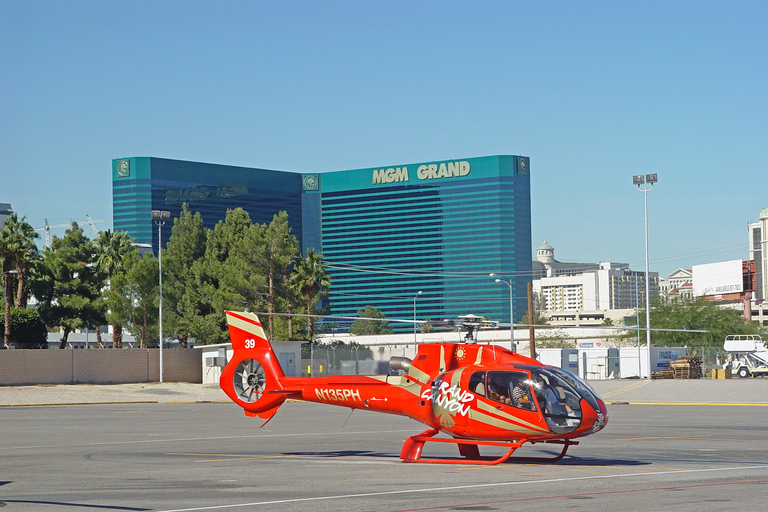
[220,310,608,465]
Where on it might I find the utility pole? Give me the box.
[528,282,535,359]
[633,174,658,379]
[151,210,170,382]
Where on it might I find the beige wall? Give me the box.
[0,349,201,386]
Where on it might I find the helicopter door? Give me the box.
[463,370,545,440]
[429,371,475,434]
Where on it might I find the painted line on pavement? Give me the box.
[153,464,768,512]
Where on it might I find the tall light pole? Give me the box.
[490,273,515,352]
[413,291,422,344]
[3,270,19,349]
[152,210,170,382]
[633,174,657,379]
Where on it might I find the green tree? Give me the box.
[516,312,549,325]
[33,223,102,348]
[196,208,268,343]
[94,229,134,348]
[1,213,40,347]
[0,307,48,348]
[108,250,158,348]
[535,329,574,349]
[349,305,392,335]
[0,213,40,307]
[633,296,761,349]
[292,248,331,341]
[281,266,303,340]
[261,211,299,339]
[163,205,208,347]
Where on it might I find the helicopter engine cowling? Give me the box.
[389,356,412,372]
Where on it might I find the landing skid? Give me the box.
[399,429,577,465]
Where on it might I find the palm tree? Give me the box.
[94,230,133,348]
[1,214,39,347]
[292,249,331,341]
[0,213,40,307]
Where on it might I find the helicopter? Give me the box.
[219,310,608,465]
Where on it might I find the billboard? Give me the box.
[693,259,743,297]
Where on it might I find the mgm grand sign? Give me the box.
[371,160,470,185]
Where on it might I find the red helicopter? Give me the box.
[219,310,608,465]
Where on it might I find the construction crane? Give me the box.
[85,215,103,237]
[34,216,106,248]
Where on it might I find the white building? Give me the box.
[659,268,694,299]
[0,203,12,226]
[533,240,599,279]
[532,242,658,326]
[748,206,768,302]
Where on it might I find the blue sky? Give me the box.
[2,0,766,278]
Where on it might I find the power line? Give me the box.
[324,241,751,280]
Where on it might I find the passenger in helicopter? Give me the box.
[511,378,535,411]
[488,384,512,405]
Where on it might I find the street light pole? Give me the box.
[3,270,19,349]
[490,273,515,352]
[413,291,422,344]
[633,174,657,379]
[151,210,171,382]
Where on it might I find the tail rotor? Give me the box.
[220,310,287,421]
[233,359,268,403]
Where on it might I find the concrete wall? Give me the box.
[0,349,202,386]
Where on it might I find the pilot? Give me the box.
[535,375,572,416]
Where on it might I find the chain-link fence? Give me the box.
[302,346,386,377]
[299,343,746,378]
[694,345,738,375]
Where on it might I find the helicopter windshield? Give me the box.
[543,366,603,415]
[528,368,585,434]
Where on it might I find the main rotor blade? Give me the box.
[248,312,709,333]
[249,311,424,324]
[495,322,709,333]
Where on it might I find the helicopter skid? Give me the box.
[400,429,577,465]
[399,429,554,465]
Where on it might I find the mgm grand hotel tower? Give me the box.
[113,155,532,330]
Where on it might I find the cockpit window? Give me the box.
[469,371,486,397]
[487,372,514,406]
[545,366,602,414]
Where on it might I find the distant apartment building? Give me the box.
[0,203,12,226]
[532,240,599,279]
[748,206,768,301]
[531,241,658,325]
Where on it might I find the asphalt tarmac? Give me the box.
[3,376,768,406]
[1,379,767,511]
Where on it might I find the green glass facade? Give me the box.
[112,157,303,252]
[112,155,531,328]
[319,155,531,328]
